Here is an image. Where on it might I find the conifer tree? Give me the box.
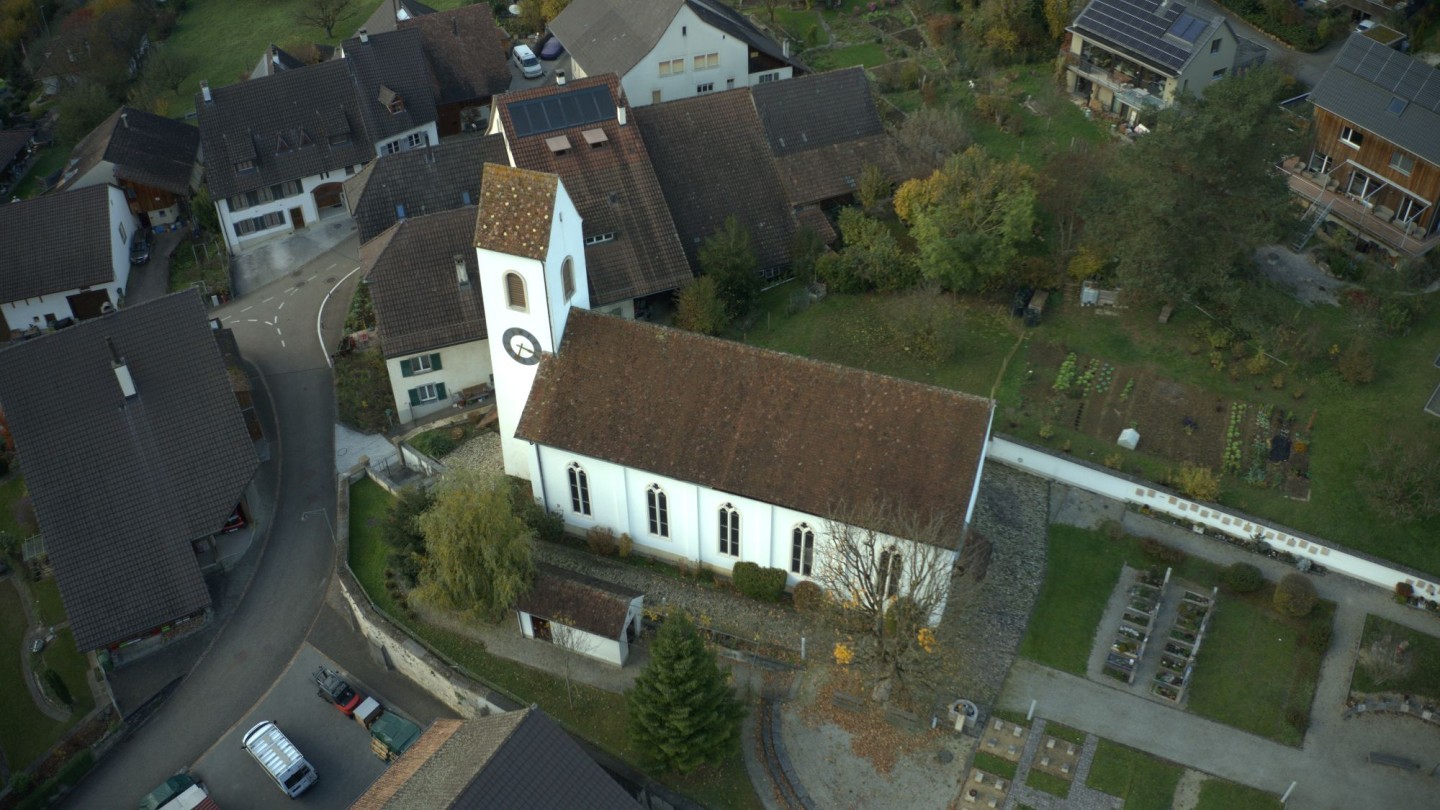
[626,611,745,773]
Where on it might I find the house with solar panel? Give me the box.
[1063,0,1267,124]
[1284,34,1440,255]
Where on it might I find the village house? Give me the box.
[198,26,438,255]
[1285,33,1440,255]
[474,164,994,604]
[344,132,508,243]
[549,0,802,107]
[0,291,260,663]
[0,184,137,335]
[1063,0,1267,124]
[55,105,202,228]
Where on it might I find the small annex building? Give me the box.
[515,565,644,666]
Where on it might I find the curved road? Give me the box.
[62,239,364,807]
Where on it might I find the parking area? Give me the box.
[190,644,418,809]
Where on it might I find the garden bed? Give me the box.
[1350,615,1440,701]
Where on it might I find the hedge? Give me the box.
[732,562,787,602]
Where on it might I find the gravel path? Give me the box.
[440,430,504,476]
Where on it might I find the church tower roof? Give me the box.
[473,164,558,260]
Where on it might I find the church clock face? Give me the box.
[502,327,541,365]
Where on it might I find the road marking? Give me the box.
[307,274,317,281]
[318,265,363,368]
[265,320,275,326]
[326,263,336,271]
[262,297,274,303]
[278,301,285,311]
[247,319,259,323]
[241,306,252,313]
[275,327,283,337]
[281,340,286,348]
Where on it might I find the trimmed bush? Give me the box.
[410,430,458,458]
[586,526,618,556]
[732,562,787,603]
[1223,562,1264,594]
[792,580,824,613]
[1274,573,1318,618]
[44,669,73,706]
[617,533,633,558]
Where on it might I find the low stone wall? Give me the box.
[987,435,1440,601]
[335,464,511,718]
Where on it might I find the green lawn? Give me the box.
[0,581,83,771]
[0,476,29,540]
[1043,722,1088,745]
[160,0,470,119]
[1084,739,1184,810]
[1017,525,1126,675]
[1351,615,1440,700]
[971,751,1018,780]
[1186,587,1331,746]
[347,478,762,810]
[964,66,1110,167]
[1196,778,1283,810]
[10,136,75,200]
[37,628,94,718]
[1025,768,1071,798]
[808,42,888,70]
[32,578,66,627]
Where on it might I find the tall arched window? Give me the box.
[562,257,576,302]
[646,485,669,538]
[877,547,903,597]
[567,463,590,516]
[791,524,814,576]
[505,271,527,311]
[718,503,740,556]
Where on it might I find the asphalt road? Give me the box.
[61,238,366,808]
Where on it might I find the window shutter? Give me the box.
[506,273,526,309]
[430,353,442,371]
[400,359,413,377]
[408,387,421,406]
[435,382,447,400]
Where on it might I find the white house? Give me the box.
[549,0,802,107]
[473,165,995,609]
[198,27,439,255]
[0,184,136,335]
[516,566,644,666]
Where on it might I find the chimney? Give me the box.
[120,111,129,129]
[454,254,468,286]
[108,338,137,400]
[556,69,567,86]
[617,106,627,126]
[359,28,369,44]
[201,80,212,104]
[783,39,791,58]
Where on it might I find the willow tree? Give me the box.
[416,469,535,623]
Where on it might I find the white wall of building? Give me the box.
[3,186,135,328]
[370,122,439,163]
[619,5,757,106]
[386,339,494,425]
[217,165,364,254]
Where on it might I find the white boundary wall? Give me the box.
[987,436,1439,601]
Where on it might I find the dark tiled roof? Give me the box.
[751,67,882,155]
[0,128,32,168]
[518,311,994,542]
[550,0,797,79]
[342,28,440,145]
[353,709,639,809]
[345,132,507,243]
[365,207,487,358]
[401,4,511,106]
[474,164,558,260]
[773,133,900,206]
[0,291,258,650]
[633,89,794,272]
[515,564,642,638]
[497,76,692,305]
[197,59,372,200]
[250,44,308,79]
[1071,0,1220,76]
[0,185,116,303]
[360,0,440,36]
[1311,34,1440,168]
[58,106,199,196]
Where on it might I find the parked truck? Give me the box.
[137,774,219,810]
[312,665,365,716]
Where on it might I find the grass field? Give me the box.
[971,751,1018,780]
[808,42,888,71]
[347,478,762,810]
[1025,768,1071,798]
[1351,615,1440,699]
[0,581,85,771]
[33,578,66,627]
[0,477,29,539]
[1195,778,1283,810]
[1084,739,1183,810]
[1186,587,1331,746]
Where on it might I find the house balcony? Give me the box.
[1282,158,1440,257]
[1064,52,1169,112]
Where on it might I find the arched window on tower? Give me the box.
[562,257,575,302]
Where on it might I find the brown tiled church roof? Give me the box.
[517,310,994,544]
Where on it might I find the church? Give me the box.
[471,163,996,604]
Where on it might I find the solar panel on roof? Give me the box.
[509,86,616,138]
[1167,12,1206,43]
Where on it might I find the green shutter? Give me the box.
[408,388,420,406]
[430,353,442,371]
[435,382,447,400]
[400,359,413,377]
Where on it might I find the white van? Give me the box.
[512,44,543,79]
[242,721,317,798]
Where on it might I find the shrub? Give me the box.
[44,669,73,706]
[1141,537,1185,566]
[1285,706,1308,733]
[676,558,694,579]
[1223,562,1264,594]
[1176,463,1221,502]
[792,580,825,613]
[1100,520,1125,541]
[1274,573,1318,618]
[10,773,33,796]
[1102,453,1124,470]
[1337,342,1376,386]
[409,430,458,459]
[586,526,618,556]
[507,478,565,544]
[732,561,787,602]
[1303,625,1332,653]
[617,533,633,558]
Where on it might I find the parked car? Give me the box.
[539,35,565,61]
[137,773,213,810]
[311,665,364,716]
[512,43,543,79]
[130,231,152,265]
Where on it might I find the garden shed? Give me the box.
[515,565,644,666]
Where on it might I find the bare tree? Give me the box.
[547,612,601,708]
[1356,635,1414,687]
[297,0,357,39]
[892,106,971,174]
[815,500,962,704]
